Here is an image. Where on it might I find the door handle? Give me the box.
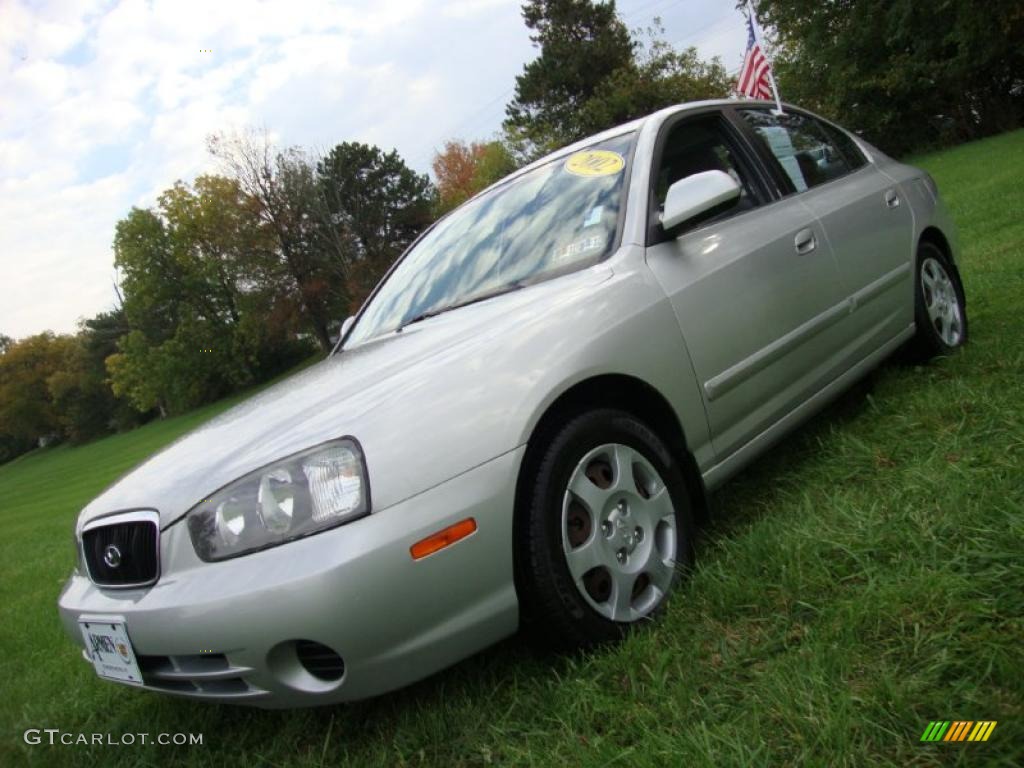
[794,228,817,254]
[885,189,901,208]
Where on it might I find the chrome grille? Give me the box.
[82,510,159,588]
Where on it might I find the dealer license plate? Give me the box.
[79,618,144,686]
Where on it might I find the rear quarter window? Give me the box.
[817,121,868,171]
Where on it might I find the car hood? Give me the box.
[78,267,614,530]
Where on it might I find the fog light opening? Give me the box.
[295,640,345,682]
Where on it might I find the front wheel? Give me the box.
[519,409,694,648]
[908,242,968,360]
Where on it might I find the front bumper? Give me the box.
[58,447,523,708]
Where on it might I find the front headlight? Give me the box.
[186,438,370,561]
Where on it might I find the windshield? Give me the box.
[345,131,635,346]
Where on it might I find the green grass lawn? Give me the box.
[3,131,1023,767]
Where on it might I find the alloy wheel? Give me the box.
[920,256,963,347]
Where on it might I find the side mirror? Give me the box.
[660,170,742,231]
[340,316,355,339]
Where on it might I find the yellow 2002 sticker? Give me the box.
[565,150,625,177]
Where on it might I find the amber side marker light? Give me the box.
[410,518,477,560]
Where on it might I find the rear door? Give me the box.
[643,109,850,460]
[735,108,916,362]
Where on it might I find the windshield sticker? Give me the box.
[552,235,604,263]
[565,150,625,177]
[583,205,604,227]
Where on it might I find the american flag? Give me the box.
[736,13,773,100]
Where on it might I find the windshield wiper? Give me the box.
[397,281,527,332]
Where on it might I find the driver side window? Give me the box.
[652,116,764,235]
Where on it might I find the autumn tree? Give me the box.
[0,312,146,462]
[0,333,70,448]
[432,140,517,215]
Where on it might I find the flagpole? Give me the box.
[747,0,784,114]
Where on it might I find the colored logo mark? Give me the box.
[920,720,997,742]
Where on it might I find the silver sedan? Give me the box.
[58,99,967,707]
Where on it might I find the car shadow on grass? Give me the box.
[694,352,919,544]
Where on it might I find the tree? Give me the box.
[474,141,519,190]
[576,33,731,133]
[432,139,517,215]
[504,6,731,158]
[754,0,1024,155]
[107,320,246,416]
[0,314,142,461]
[432,140,481,214]
[78,309,146,433]
[111,174,305,415]
[112,206,225,415]
[112,207,179,344]
[158,175,261,332]
[0,333,70,447]
[158,175,309,381]
[317,142,435,305]
[505,0,636,156]
[209,130,346,350]
[47,335,117,443]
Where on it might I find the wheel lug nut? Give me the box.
[634,527,643,541]
[601,521,612,537]
[616,549,627,564]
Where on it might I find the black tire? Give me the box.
[519,409,694,649]
[907,241,968,361]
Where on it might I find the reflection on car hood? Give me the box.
[78,268,613,529]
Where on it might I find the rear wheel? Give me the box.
[908,241,967,360]
[520,409,694,648]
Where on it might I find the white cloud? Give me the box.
[441,0,510,20]
[0,0,741,339]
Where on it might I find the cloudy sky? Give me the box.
[0,0,747,339]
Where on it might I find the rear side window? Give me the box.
[740,110,863,192]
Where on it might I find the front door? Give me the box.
[643,112,850,460]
